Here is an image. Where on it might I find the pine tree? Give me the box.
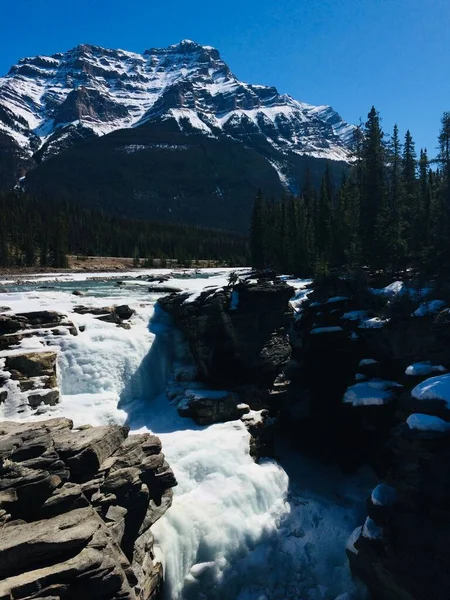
[315,168,333,262]
[382,124,404,272]
[250,189,266,269]
[361,107,386,267]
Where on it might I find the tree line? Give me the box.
[0,192,248,268]
[251,107,450,277]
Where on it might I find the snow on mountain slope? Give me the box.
[0,39,355,170]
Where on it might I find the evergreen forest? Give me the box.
[0,192,248,268]
[251,107,450,278]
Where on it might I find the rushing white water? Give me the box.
[0,271,371,600]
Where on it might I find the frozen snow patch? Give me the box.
[406,413,450,432]
[413,300,446,317]
[411,374,450,408]
[311,326,343,335]
[362,517,383,540]
[405,362,447,377]
[371,483,397,506]
[343,379,401,407]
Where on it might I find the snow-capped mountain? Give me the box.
[0,40,354,230]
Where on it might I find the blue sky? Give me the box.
[1,0,449,155]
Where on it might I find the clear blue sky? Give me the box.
[1,0,449,155]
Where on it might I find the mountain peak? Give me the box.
[0,39,354,192]
[144,39,220,58]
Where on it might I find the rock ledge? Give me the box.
[0,417,177,599]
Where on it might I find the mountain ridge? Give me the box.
[0,40,354,231]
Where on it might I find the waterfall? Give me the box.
[0,280,371,600]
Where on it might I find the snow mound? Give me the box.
[346,526,362,555]
[311,326,343,335]
[371,483,397,506]
[342,310,371,322]
[358,317,389,329]
[411,374,450,408]
[327,296,349,303]
[405,362,447,377]
[362,517,383,540]
[369,281,405,297]
[413,300,446,317]
[343,379,401,406]
[359,358,378,367]
[406,413,450,432]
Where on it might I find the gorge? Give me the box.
[1,268,449,599]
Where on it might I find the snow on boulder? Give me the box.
[341,310,371,322]
[369,281,405,297]
[327,296,349,303]
[346,526,362,555]
[310,326,343,335]
[358,317,389,329]
[412,300,446,317]
[406,413,450,432]
[411,374,450,409]
[371,483,397,507]
[405,362,447,377]
[359,358,378,367]
[362,517,383,540]
[343,379,401,406]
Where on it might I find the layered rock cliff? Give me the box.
[0,417,177,600]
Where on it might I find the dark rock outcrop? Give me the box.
[159,279,293,390]
[348,400,450,600]
[73,304,135,326]
[157,277,294,456]
[0,418,176,599]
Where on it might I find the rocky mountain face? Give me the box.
[0,40,353,230]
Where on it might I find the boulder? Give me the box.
[5,351,57,379]
[177,389,248,425]
[2,351,59,409]
[0,418,176,599]
[115,305,135,320]
[74,305,135,325]
[16,311,64,326]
